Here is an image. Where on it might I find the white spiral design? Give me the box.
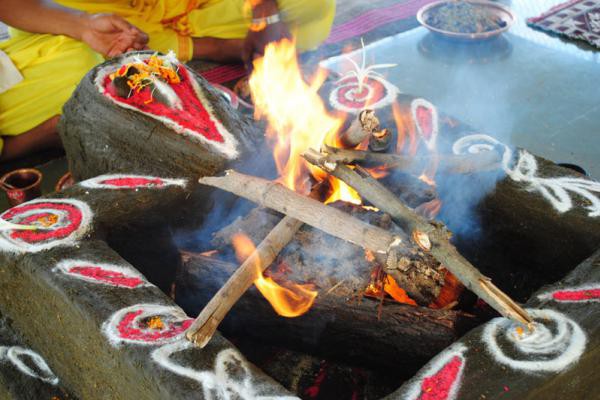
[329,75,399,114]
[452,134,600,217]
[102,304,192,347]
[0,198,93,253]
[482,308,586,373]
[452,134,513,167]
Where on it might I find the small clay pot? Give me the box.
[55,172,75,193]
[0,168,42,207]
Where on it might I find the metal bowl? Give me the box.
[417,0,515,41]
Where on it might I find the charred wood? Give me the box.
[176,254,478,371]
[209,205,447,306]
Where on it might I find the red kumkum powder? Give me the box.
[418,355,463,400]
[103,67,224,143]
[117,310,193,342]
[337,77,386,109]
[100,177,165,188]
[3,202,82,243]
[552,288,600,302]
[69,266,145,288]
[416,106,433,140]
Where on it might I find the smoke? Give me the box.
[418,36,516,238]
[319,33,518,238]
[174,144,279,253]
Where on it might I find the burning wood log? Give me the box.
[368,128,393,153]
[303,149,533,326]
[213,204,446,304]
[338,109,380,148]
[186,215,304,347]
[322,145,502,174]
[196,171,447,302]
[176,253,478,370]
[187,174,448,347]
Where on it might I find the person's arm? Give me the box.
[243,0,290,66]
[0,0,148,57]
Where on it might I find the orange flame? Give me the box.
[415,198,442,220]
[384,275,417,306]
[392,101,417,156]
[418,173,436,187]
[325,174,361,205]
[231,233,317,317]
[249,38,361,204]
[249,39,341,192]
[430,270,463,309]
[364,263,416,306]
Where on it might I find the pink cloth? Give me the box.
[527,0,600,48]
[200,0,438,84]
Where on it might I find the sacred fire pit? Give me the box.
[0,46,598,400]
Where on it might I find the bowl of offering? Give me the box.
[417,0,515,41]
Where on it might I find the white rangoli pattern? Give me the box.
[482,308,586,373]
[151,340,298,400]
[0,345,59,385]
[329,40,400,113]
[453,134,600,217]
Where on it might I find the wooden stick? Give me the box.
[185,214,304,347]
[197,170,406,256]
[303,148,533,326]
[322,145,501,174]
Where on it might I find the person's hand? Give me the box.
[80,13,148,58]
[242,21,291,69]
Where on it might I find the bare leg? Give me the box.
[192,37,244,63]
[0,116,62,162]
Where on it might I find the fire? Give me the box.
[199,249,219,257]
[392,101,417,156]
[250,39,341,192]
[364,264,416,306]
[418,173,436,187]
[231,233,317,317]
[325,174,361,205]
[416,199,442,220]
[249,38,360,204]
[430,271,463,309]
[384,275,417,306]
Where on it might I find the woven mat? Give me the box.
[527,0,600,49]
[190,0,438,85]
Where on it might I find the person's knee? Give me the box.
[0,35,102,137]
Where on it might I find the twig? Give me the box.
[324,279,346,296]
[322,145,501,174]
[185,214,304,347]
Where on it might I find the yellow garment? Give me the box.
[0,0,335,148]
[56,0,336,61]
[0,32,103,151]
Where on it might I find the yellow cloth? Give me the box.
[0,31,103,151]
[0,0,335,148]
[56,0,336,61]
